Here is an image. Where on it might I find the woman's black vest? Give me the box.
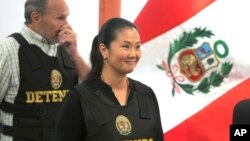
[76,81,160,141]
[0,33,78,141]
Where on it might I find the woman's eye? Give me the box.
[122,45,130,48]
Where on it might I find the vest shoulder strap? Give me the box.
[9,33,29,46]
[133,80,152,119]
[57,46,75,69]
[9,33,42,70]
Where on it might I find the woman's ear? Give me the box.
[99,43,108,60]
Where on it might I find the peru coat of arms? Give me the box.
[157,27,233,96]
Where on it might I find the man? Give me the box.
[0,0,90,140]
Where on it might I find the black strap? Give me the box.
[0,101,43,117]
[134,81,152,119]
[10,33,42,70]
[0,123,54,140]
[8,33,29,46]
[76,84,108,126]
[10,33,76,72]
[57,46,74,69]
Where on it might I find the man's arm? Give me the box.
[70,53,90,82]
[0,41,12,103]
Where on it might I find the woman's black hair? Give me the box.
[89,17,138,77]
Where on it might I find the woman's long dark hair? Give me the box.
[89,17,138,77]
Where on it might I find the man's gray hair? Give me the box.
[24,0,48,24]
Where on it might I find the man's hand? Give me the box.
[58,24,90,81]
[58,24,78,57]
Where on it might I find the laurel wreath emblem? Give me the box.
[156,27,233,96]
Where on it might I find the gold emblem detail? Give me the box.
[50,69,62,89]
[115,115,132,135]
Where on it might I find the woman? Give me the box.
[56,17,164,141]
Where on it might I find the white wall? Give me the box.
[0,0,25,38]
[0,0,147,63]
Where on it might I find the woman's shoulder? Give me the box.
[129,78,160,109]
[130,78,150,88]
[129,78,154,94]
[77,75,101,92]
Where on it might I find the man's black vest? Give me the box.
[76,81,160,141]
[0,33,78,141]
